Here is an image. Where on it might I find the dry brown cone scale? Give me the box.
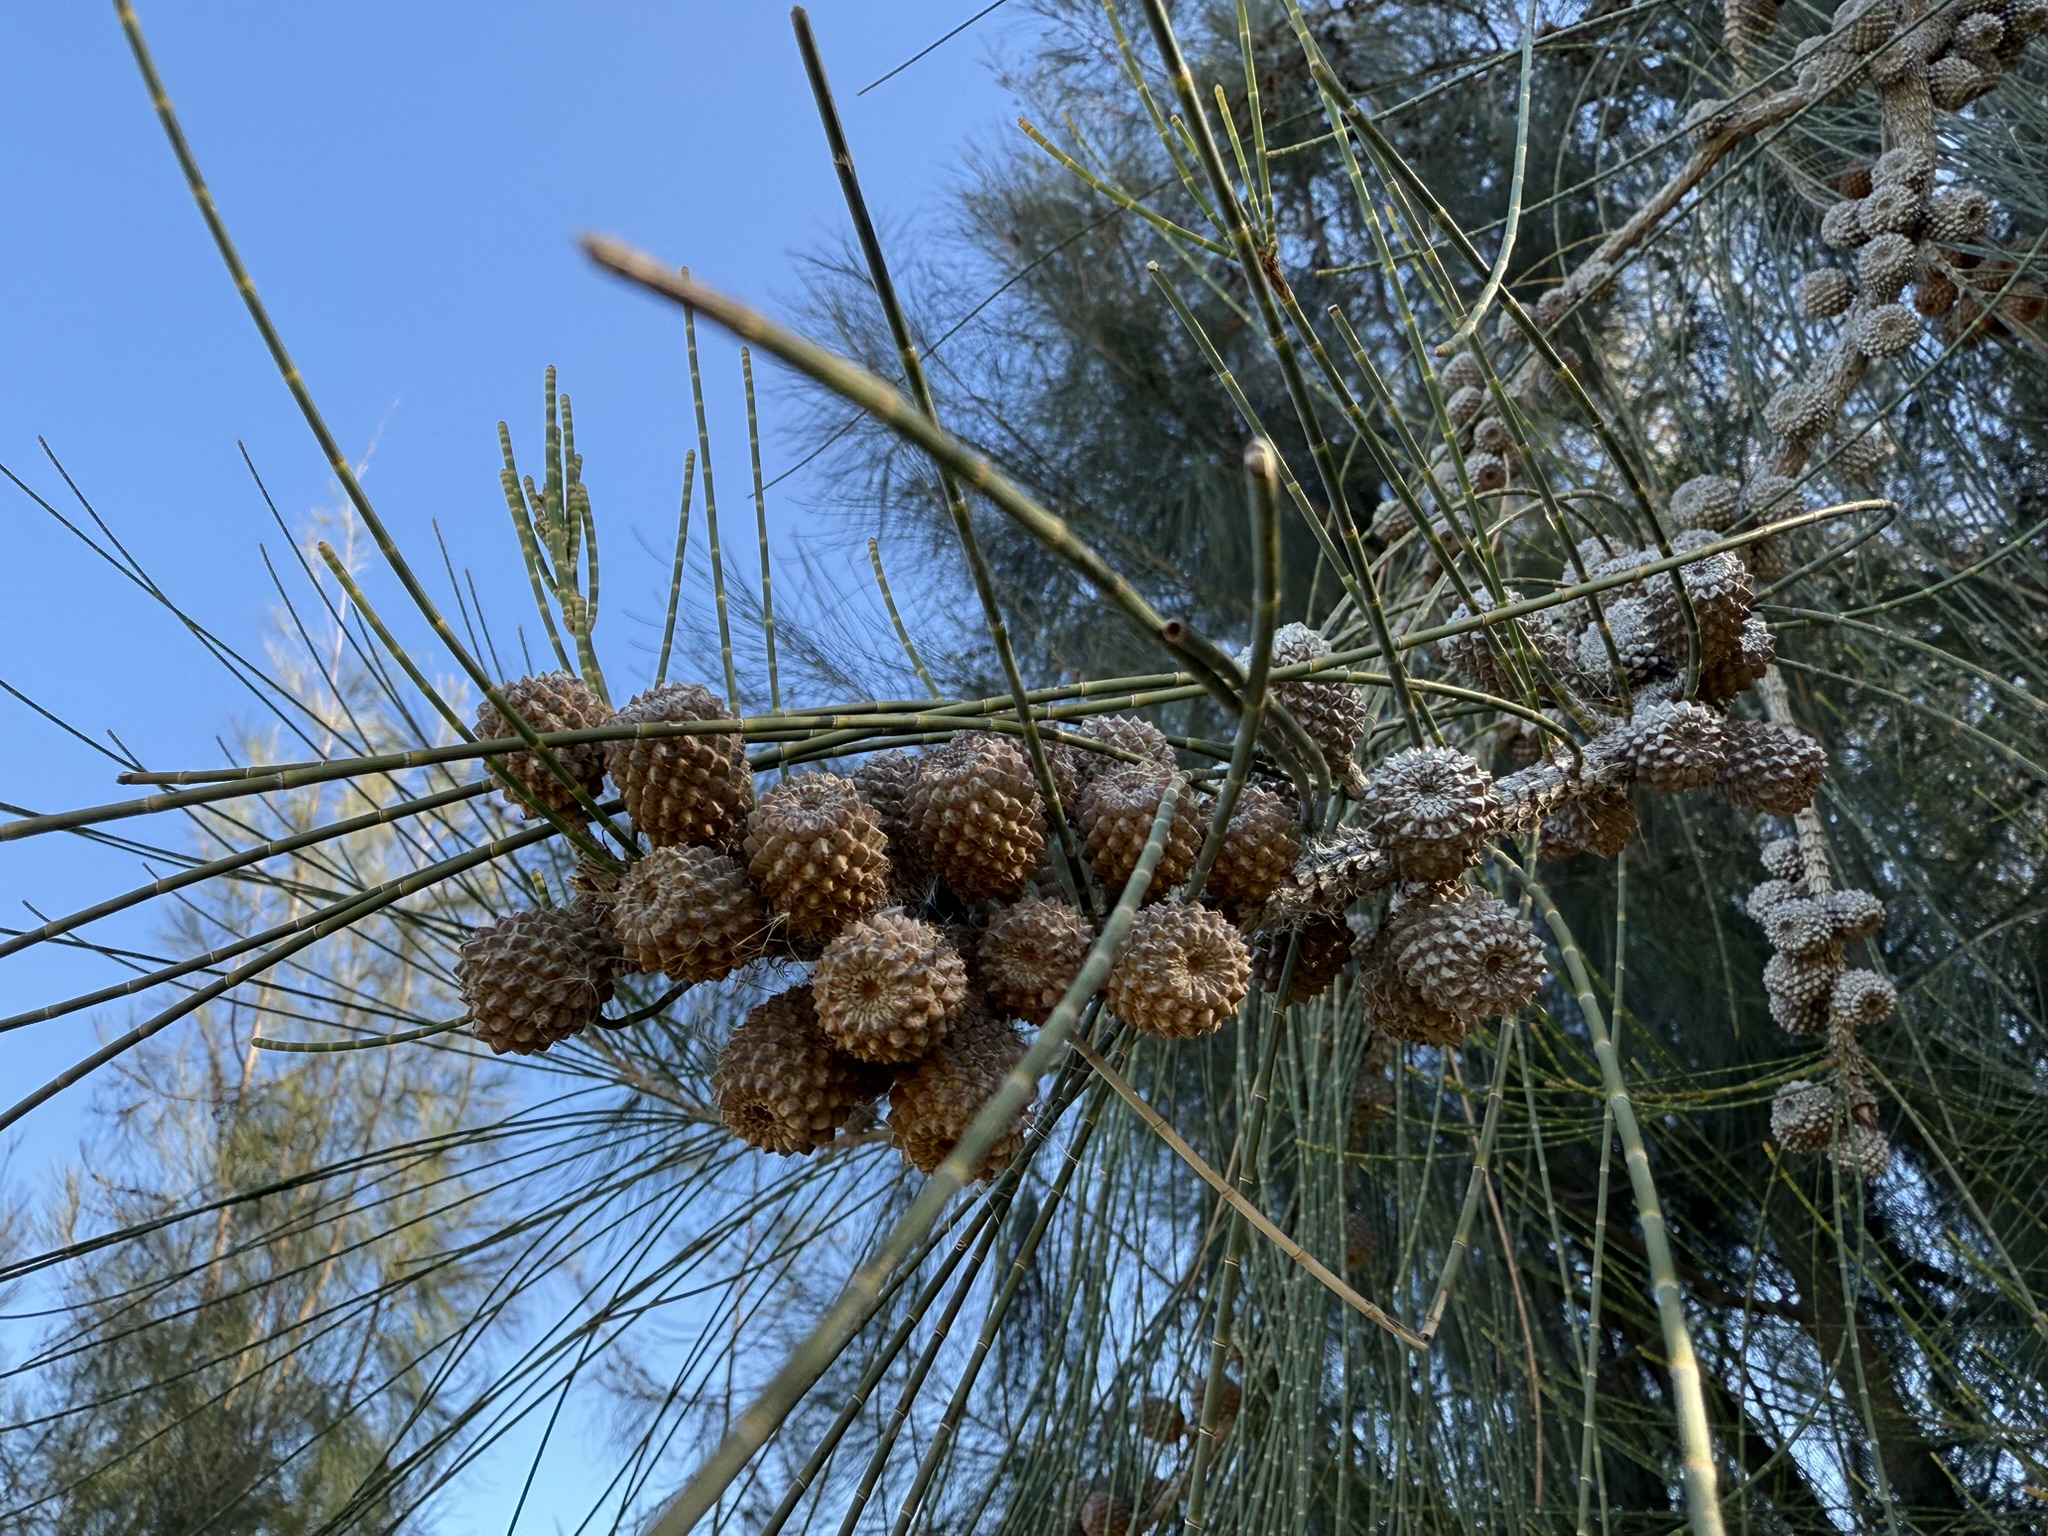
[1259,622,1369,777]
[1052,713,1177,801]
[1361,747,1497,882]
[457,902,625,1056]
[889,1008,1032,1180]
[1078,1489,1138,1536]
[1714,719,1826,815]
[1103,902,1251,1038]
[1082,763,1206,898]
[851,749,934,903]
[1359,928,1468,1048]
[713,986,891,1156]
[1541,784,1639,860]
[743,772,890,946]
[475,671,610,818]
[1385,886,1547,1023]
[604,681,753,848]
[1252,914,1354,1004]
[610,844,768,983]
[812,912,969,1063]
[978,897,1092,1024]
[908,734,1046,902]
[1202,784,1301,911]
[1133,1393,1186,1444]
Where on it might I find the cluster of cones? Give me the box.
[453,672,1337,1177]
[1751,835,1895,1179]
[451,523,1838,1176]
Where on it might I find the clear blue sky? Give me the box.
[1,6,1031,1524]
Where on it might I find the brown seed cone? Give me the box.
[1764,947,1843,1005]
[744,773,890,945]
[1104,902,1251,1038]
[713,986,891,1155]
[1760,836,1805,881]
[1387,885,1548,1022]
[1345,1211,1377,1270]
[476,672,611,818]
[1768,985,1831,1037]
[1078,1490,1138,1536]
[979,898,1092,1025]
[1070,714,1178,788]
[1672,550,1756,670]
[1573,597,1672,691]
[611,845,769,983]
[1765,898,1836,957]
[1825,888,1885,941]
[1696,614,1776,704]
[1082,764,1207,899]
[458,902,624,1055]
[1670,474,1739,533]
[1134,1394,1186,1443]
[1834,1123,1891,1180]
[1361,747,1498,882]
[1830,968,1897,1028]
[603,682,753,848]
[1714,719,1826,815]
[1540,785,1639,861]
[1437,590,1572,697]
[909,734,1045,903]
[1361,932,1469,1047]
[1747,878,1806,922]
[889,1009,1031,1180]
[852,750,936,904]
[1264,623,1369,772]
[1625,701,1727,792]
[1205,785,1303,910]
[813,913,970,1063]
[1252,915,1354,1004]
[1772,1080,1838,1154]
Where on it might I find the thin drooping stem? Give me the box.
[1072,1034,1423,1347]
[1416,1015,1521,1345]
[1137,0,1423,750]
[0,809,577,1136]
[578,243,1253,724]
[1529,877,1726,1536]
[866,537,940,698]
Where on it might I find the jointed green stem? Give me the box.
[866,537,940,698]
[655,450,695,687]
[1528,875,1726,1536]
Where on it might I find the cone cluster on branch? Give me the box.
[459,701,1326,1174]
[1746,831,1894,1178]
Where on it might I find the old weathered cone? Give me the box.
[459,902,624,1056]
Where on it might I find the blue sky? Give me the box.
[1,8,1035,1522]
[1,2,1033,1157]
